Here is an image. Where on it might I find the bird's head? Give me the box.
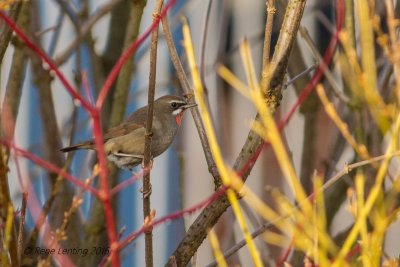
[155,95,197,125]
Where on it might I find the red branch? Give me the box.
[1,141,99,196]
[82,70,95,105]
[276,238,294,267]
[90,112,120,266]
[116,186,228,253]
[110,170,144,196]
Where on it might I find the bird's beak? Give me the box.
[182,102,197,110]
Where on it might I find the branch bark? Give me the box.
[0,2,21,62]
[142,1,164,266]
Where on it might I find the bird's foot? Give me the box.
[140,184,152,199]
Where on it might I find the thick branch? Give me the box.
[0,2,21,62]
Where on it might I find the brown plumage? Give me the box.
[60,95,196,170]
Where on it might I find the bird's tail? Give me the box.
[60,141,93,153]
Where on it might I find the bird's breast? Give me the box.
[151,118,177,156]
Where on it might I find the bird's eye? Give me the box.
[171,102,178,108]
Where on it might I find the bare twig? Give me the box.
[24,177,63,254]
[284,63,317,89]
[262,0,276,71]
[200,0,213,97]
[0,141,98,194]
[161,12,221,188]
[54,0,123,65]
[17,192,27,262]
[115,186,228,254]
[142,1,164,266]
[299,27,350,103]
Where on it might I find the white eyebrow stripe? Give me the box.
[168,100,186,104]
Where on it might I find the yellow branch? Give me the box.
[317,84,370,160]
[333,112,400,266]
[208,229,228,267]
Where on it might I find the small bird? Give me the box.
[60,95,196,170]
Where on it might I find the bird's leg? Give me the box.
[140,155,153,198]
[113,152,144,159]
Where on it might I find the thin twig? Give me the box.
[161,11,221,188]
[142,1,164,266]
[200,0,213,96]
[17,192,27,263]
[0,141,98,194]
[262,0,275,72]
[110,170,144,196]
[299,27,350,103]
[116,187,228,253]
[54,0,123,65]
[24,176,63,254]
[284,63,317,89]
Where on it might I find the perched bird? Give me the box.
[60,95,196,170]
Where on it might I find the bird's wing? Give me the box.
[60,122,145,153]
[103,122,144,141]
[103,123,146,155]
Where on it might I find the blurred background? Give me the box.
[2,0,400,266]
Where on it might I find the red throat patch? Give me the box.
[175,112,184,125]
